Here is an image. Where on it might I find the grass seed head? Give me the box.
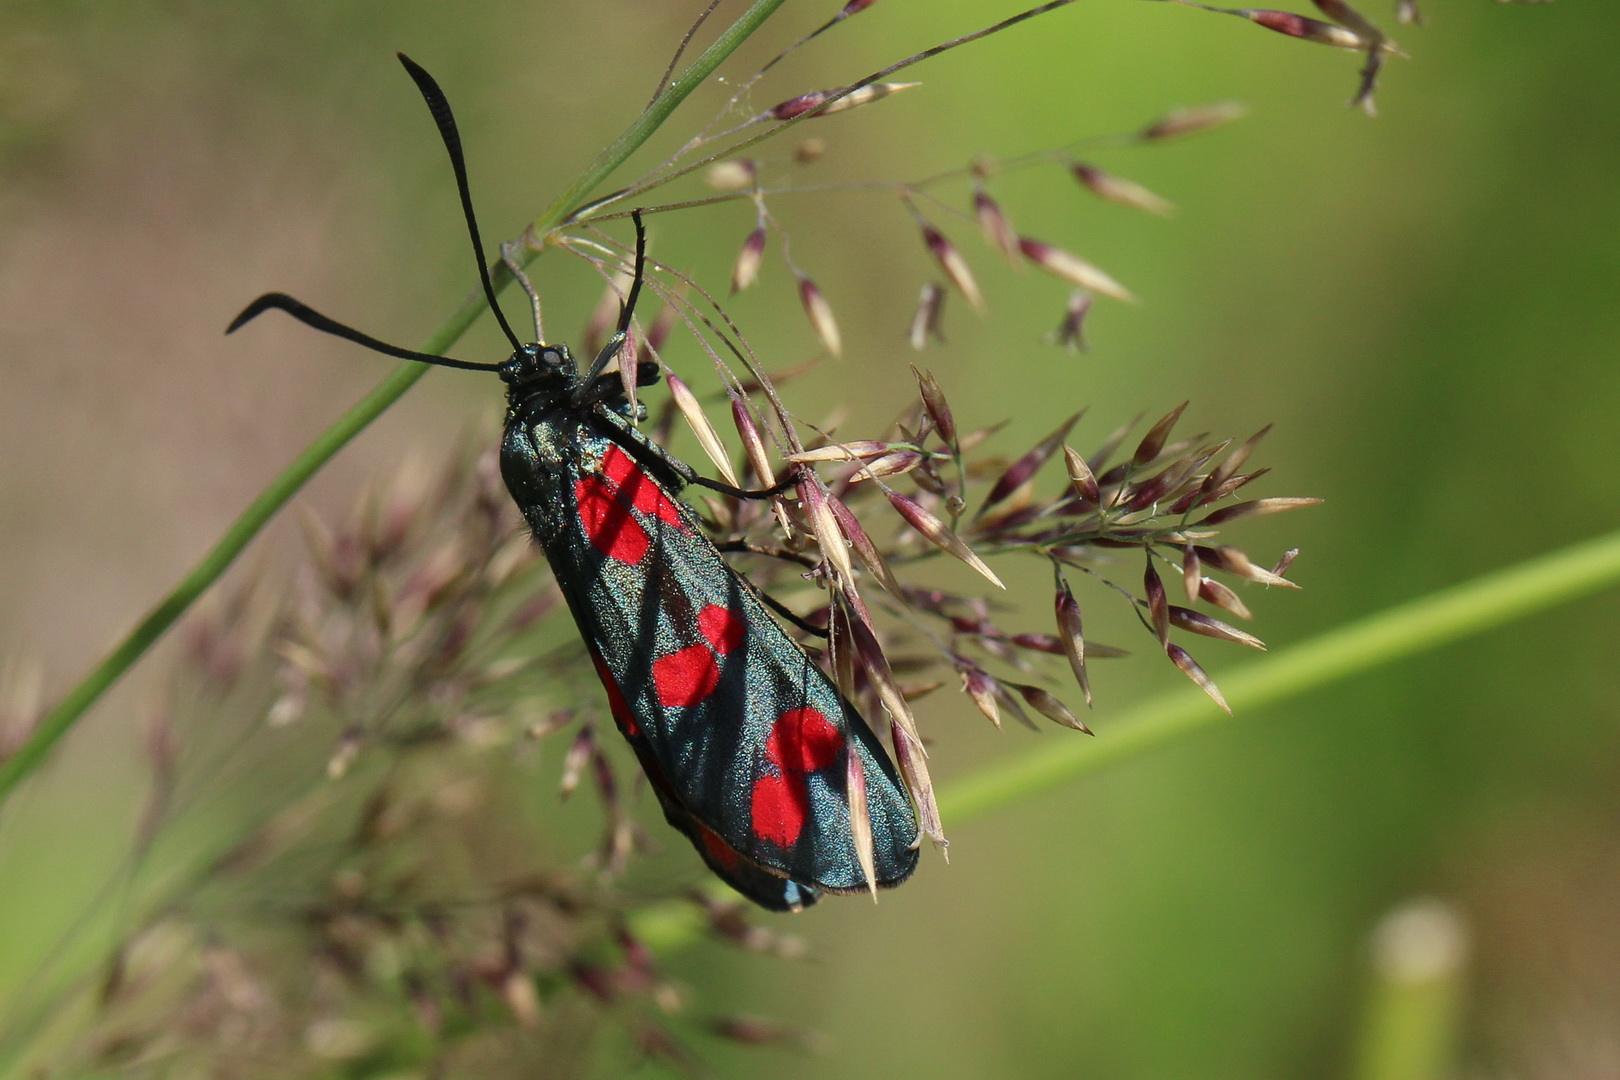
[1139,101,1248,141]
[1070,162,1174,216]
[796,273,842,356]
[920,222,985,312]
[973,184,1023,264]
[1019,237,1135,302]
[1243,9,1370,49]
[887,490,1005,589]
[730,225,767,293]
[909,282,947,350]
[1198,576,1255,621]
[1166,643,1231,714]
[1055,580,1092,707]
[912,366,958,449]
[1012,682,1092,734]
[1144,557,1170,645]
[1050,289,1094,352]
[1168,606,1266,649]
[766,81,920,122]
[1132,402,1189,467]
[706,159,759,192]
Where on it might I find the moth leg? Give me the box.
[500,239,544,343]
[584,360,662,403]
[686,472,797,500]
[709,541,829,637]
[713,539,816,570]
[589,419,792,503]
[747,582,830,639]
[576,210,649,392]
[595,422,699,492]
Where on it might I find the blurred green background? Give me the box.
[3,1,1618,1076]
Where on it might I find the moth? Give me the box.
[229,54,918,911]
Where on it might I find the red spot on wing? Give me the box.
[751,774,808,848]
[653,644,721,708]
[698,604,746,655]
[576,475,649,564]
[750,708,844,848]
[600,446,684,528]
[765,708,842,773]
[648,606,742,711]
[697,821,742,869]
[575,446,692,565]
[600,444,639,485]
[591,653,639,736]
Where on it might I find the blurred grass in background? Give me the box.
[2,1,1617,1076]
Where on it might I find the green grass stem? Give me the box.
[941,528,1620,822]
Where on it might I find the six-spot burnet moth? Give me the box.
[227,54,920,911]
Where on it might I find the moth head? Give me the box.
[499,342,575,392]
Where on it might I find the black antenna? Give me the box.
[227,56,522,372]
[621,209,649,339]
[578,210,650,393]
[226,293,501,371]
[396,53,523,352]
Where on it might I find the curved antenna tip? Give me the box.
[222,291,502,373]
[226,292,287,335]
[394,52,524,354]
